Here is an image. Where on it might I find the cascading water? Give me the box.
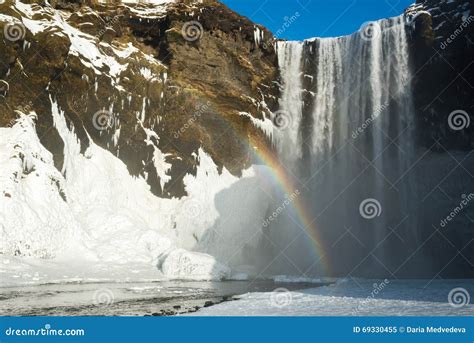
[274,42,304,164]
[268,15,420,277]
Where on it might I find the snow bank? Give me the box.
[160,249,231,281]
[0,101,272,285]
[187,279,474,316]
[0,0,277,286]
[0,113,86,259]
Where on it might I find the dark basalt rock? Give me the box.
[410,0,474,151]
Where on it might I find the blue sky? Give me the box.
[220,0,414,39]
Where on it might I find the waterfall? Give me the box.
[270,15,418,277]
[275,42,304,165]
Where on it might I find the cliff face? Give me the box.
[407,0,474,278]
[0,0,472,279]
[2,0,471,199]
[0,0,278,198]
[410,0,473,151]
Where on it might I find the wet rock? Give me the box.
[203,301,214,307]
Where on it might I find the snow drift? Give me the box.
[0,102,272,285]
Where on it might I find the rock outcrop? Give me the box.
[409,0,473,150]
[0,0,278,198]
[0,0,472,278]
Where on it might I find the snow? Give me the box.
[0,113,85,260]
[54,12,128,77]
[160,249,231,281]
[141,124,172,190]
[187,279,474,316]
[21,17,47,35]
[8,1,166,86]
[254,26,264,46]
[272,275,325,284]
[1,0,273,287]
[121,0,176,18]
[239,111,274,139]
[0,101,273,286]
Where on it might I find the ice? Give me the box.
[239,112,274,140]
[160,249,231,281]
[0,100,272,285]
[0,113,86,260]
[187,279,474,316]
[272,275,324,284]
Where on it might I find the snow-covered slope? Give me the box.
[0,0,280,285]
[0,103,272,285]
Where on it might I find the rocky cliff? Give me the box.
[0,0,472,279]
[409,0,473,150]
[0,0,278,199]
[1,0,471,199]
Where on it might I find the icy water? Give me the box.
[0,280,328,316]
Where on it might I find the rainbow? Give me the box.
[247,136,329,275]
